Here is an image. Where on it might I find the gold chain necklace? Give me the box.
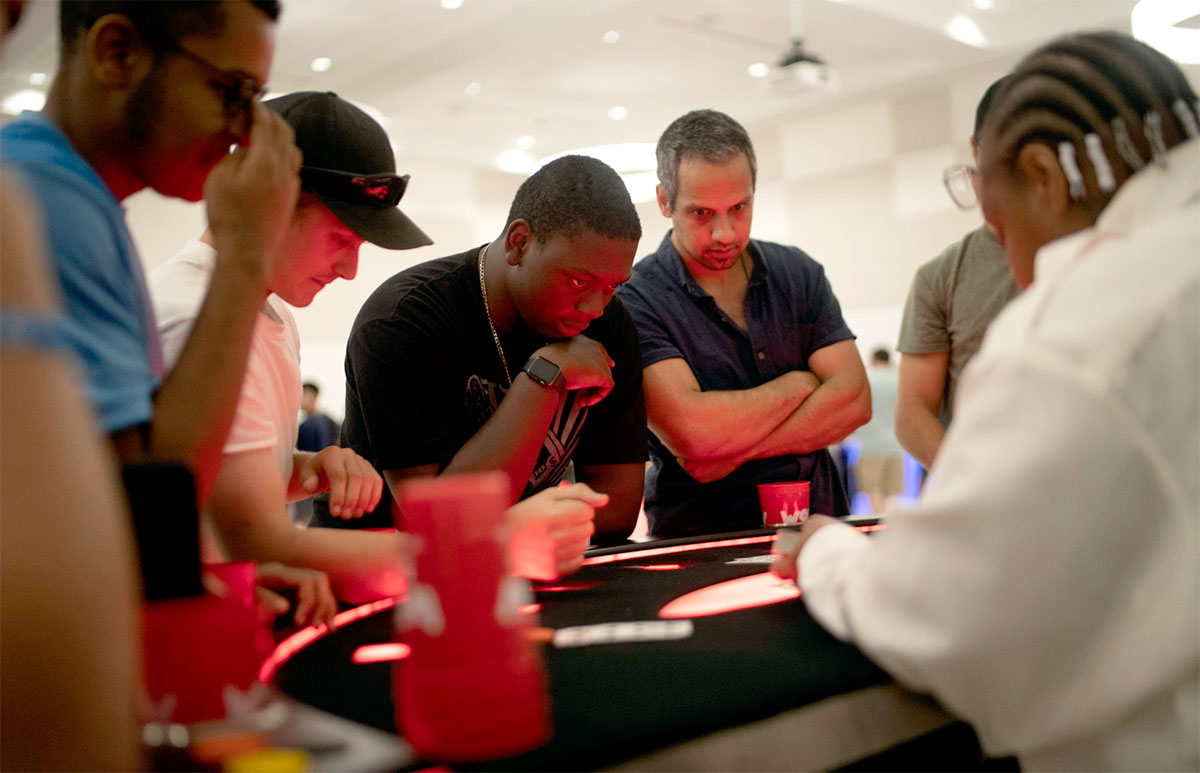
[478,244,512,388]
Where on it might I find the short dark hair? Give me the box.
[506,155,641,245]
[973,75,1009,141]
[871,347,891,365]
[60,0,281,57]
[302,382,319,395]
[657,109,757,210]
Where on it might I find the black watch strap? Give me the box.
[521,355,565,391]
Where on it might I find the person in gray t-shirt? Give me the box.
[895,77,1019,470]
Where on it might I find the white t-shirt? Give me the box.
[149,239,301,483]
[799,139,1199,771]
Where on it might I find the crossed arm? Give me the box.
[645,339,871,483]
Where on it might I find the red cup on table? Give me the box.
[392,471,551,762]
[141,561,261,724]
[758,481,811,528]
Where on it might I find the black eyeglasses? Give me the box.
[166,44,266,120]
[300,167,410,208]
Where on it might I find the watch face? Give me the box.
[525,356,561,385]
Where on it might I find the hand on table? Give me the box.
[298,446,383,518]
[507,483,605,581]
[255,562,338,629]
[770,514,841,582]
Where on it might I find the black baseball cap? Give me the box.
[265,91,432,250]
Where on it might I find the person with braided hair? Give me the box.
[774,31,1198,771]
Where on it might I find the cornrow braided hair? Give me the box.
[981,31,1198,214]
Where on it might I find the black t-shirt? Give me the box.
[312,246,647,529]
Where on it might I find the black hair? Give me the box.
[981,31,1198,212]
[974,75,1009,140]
[656,109,757,210]
[302,382,319,395]
[60,0,281,57]
[871,347,891,365]
[506,155,641,245]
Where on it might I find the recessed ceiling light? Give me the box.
[496,149,535,174]
[747,62,770,78]
[944,15,987,47]
[1,89,46,115]
[29,72,47,85]
[1132,0,1200,64]
[603,30,621,44]
[310,57,332,73]
[516,135,536,150]
[441,0,464,9]
[972,0,994,9]
[607,105,628,121]
[465,82,482,96]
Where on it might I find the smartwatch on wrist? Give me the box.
[521,355,565,391]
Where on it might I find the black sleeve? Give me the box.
[573,296,649,465]
[346,314,472,473]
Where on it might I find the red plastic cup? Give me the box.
[758,481,811,528]
[393,472,551,762]
[141,562,260,724]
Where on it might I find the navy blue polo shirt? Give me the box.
[616,232,854,537]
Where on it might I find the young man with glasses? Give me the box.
[894,76,1019,471]
[0,1,298,501]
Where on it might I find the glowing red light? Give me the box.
[259,596,399,683]
[582,536,774,566]
[530,580,604,592]
[637,564,685,571]
[658,572,801,619]
[519,603,542,614]
[352,642,411,664]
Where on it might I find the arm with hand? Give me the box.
[575,462,645,542]
[208,447,407,608]
[412,335,618,503]
[643,357,820,463]
[289,446,384,517]
[137,104,301,502]
[678,340,870,482]
[894,351,949,470]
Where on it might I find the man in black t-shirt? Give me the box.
[314,156,648,542]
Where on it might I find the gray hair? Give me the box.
[656,109,757,210]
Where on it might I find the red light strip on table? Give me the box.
[582,535,774,566]
[352,642,411,664]
[259,596,398,683]
[582,526,883,568]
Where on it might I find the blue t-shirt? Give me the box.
[616,233,854,537]
[1,112,163,432]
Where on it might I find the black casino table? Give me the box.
[263,527,962,771]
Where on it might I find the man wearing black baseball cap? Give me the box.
[149,91,430,620]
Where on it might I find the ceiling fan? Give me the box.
[657,0,838,92]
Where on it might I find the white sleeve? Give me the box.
[798,347,1197,758]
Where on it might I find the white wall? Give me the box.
[126,61,1014,419]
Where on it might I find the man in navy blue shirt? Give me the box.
[617,110,870,538]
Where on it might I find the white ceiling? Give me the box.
[0,0,1165,171]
